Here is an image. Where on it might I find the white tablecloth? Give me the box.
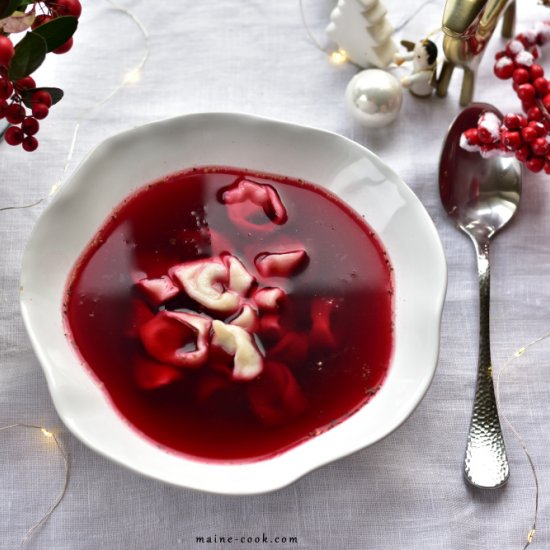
[2,1,550,548]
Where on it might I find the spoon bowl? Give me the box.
[440,104,522,242]
[439,103,522,489]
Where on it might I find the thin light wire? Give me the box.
[61,0,150,183]
[0,424,69,548]
[298,0,327,53]
[298,0,443,56]
[0,198,44,212]
[495,332,550,549]
[393,0,440,34]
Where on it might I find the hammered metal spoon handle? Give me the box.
[464,239,510,488]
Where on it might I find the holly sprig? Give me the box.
[461,21,550,174]
[0,0,81,151]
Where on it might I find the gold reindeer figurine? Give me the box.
[436,0,516,106]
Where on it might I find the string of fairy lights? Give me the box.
[0,1,150,545]
[495,332,550,549]
[0,1,547,547]
[0,424,69,548]
[52,0,150,196]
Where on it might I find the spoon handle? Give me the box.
[464,240,510,488]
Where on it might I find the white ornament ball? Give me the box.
[345,69,403,127]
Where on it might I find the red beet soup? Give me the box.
[64,167,394,461]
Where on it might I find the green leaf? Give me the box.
[8,31,46,81]
[16,0,34,8]
[33,16,78,52]
[0,0,21,18]
[21,87,64,108]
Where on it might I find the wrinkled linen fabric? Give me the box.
[1,1,549,549]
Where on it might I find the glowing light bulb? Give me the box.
[41,428,53,438]
[50,182,61,196]
[330,49,348,65]
[124,68,142,85]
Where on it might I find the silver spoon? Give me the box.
[439,103,521,488]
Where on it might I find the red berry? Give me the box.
[536,30,548,46]
[32,103,49,119]
[527,106,542,121]
[531,137,550,156]
[0,100,8,118]
[0,78,13,100]
[515,145,531,162]
[503,113,522,130]
[517,33,533,47]
[521,126,538,142]
[22,135,38,152]
[54,0,82,18]
[14,76,36,92]
[0,36,14,67]
[501,130,522,150]
[516,51,536,67]
[533,77,548,96]
[21,117,39,136]
[506,39,524,57]
[6,104,26,124]
[53,38,73,55]
[495,51,506,60]
[493,57,515,79]
[526,156,545,173]
[528,120,546,137]
[522,100,536,112]
[530,64,544,80]
[32,90,52,107]
[518,83,536,102]
[513,68,530,84]
[32,15,52,29]
[518,115,528,127]
[543,93,550,111]
[478,126,497,144]
[463,128,480,146]
[4,125,23,145]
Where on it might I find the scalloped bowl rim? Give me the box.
[20,112,447,494]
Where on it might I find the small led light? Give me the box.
[41,428,53,438]
[124,68,142,85]
[330,49,348,65]
[49,182,61,196]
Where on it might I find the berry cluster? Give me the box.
[461,21,550,174]
[0,0,81,152]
